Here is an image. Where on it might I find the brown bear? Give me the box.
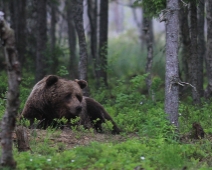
[21,75,120,134]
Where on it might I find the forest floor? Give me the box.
[12,127,140,150]
[12,126,209,152]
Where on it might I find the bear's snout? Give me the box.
[76,106,82,113]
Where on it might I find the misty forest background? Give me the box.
[1,0,212,169]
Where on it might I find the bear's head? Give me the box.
[45,75,87,119]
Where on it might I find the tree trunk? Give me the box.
[98,0,108,86]
[0,11,21,169]
[25,0,37,72]
[15,126,31,152]
[71,0,89,95]
[165,0,180,128]
[179,4,190,84]
[189,0,200,104]
[66,0,78,79]
[205,0,212,98]
[142,9,154,97]
[87,0,98,82]
[35,0,47,82]
[9,0,26,68]
[197,0,205,97]
[50,1,58,74]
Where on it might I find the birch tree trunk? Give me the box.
[71,0,89,95]
[165,0,179,128]
[205,0,212,98]
[0,11,21,169]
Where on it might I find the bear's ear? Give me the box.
[46,75,58,87]
[75,79,87,89]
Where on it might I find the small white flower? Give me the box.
[140,156,145,160]
[172,121,175,124]
[47,159,51,162]
[179,113,182,116]
[71,160,75,162]
[30,159,33,161]
[140,102,143,105]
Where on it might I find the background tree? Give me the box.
[189,0,200,104]
[98,0,109,86]
[66,0,78,79]
[87,0,98,83]
[205,0,212,98]
[164,0,180,127]
[179,3,190,85]
[197,0,205,97]
[142,9,154,97]
[9,0,26,69]
[71,0,89,95]
[0,11,21,169]
[49,0,59,74]
[35,0,47,82]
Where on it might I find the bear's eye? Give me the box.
[65,93,72,100]
[76,94,82,102]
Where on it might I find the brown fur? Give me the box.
[21,75,87,129]
[84,97,121,134]
[192,122,205,139]
[21,75,120,134]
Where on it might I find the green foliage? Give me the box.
[134,0,166,17]
[57,66,69,77]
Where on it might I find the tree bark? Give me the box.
[165,0,180,128]
[66,0,78,79]
[71,0,89,95]
[197,0,205,97]
[15,126,31,152]
[98,0,108,86]
[205,0,212,98]
[179,4,190,83]
[87,0,98,82]
[9,0,26,68]
[35,0,47,82]
[142,9,154,97]
[0,11,21,169]
[189,0,200,104]
[50,1,58,74]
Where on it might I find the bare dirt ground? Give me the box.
[13,127,139,150]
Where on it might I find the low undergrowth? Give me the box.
[0,73,212,169]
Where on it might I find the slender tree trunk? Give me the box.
[9,0,26,69]
[71,0,89,95]
[35,0,47,82]
[66,0,78,79]
[205,0,212,98]
[0,12,21,169]
[25,0,37,72]
[143,9,154,97]
[165,0,180,128]
[189,0,200,104]
[98,0,108,86]
[87,0,98,81]
[180,4,190,83]
[50,1,58,74]
[197,0,205,97]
